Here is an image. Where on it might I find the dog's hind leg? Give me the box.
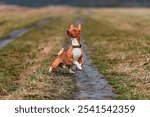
[49,57,62,72]
[67,65,75,74]
[69,68,75,74]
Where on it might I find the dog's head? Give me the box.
[67,24,82,38]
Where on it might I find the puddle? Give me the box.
[0,17,52,48]
[74,42,115,99]
[0,28,31,48]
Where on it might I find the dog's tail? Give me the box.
[58,48,64,55]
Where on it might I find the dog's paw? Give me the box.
[63,65,67,69]
[69,68,75,74]
[49,67,53,73]
[76,66,82,71]
[78,65,82,71]
[74,61,82,71]
[78,67,82,71]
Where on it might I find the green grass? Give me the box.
[0,13,76,99]
[20,58,76,100]
[82,9,150,99]
[1,7,150,100]
[0,12,50,39]
[0,6,74,39]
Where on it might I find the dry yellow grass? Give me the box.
[3,37,63,99]
[0,5,76,99]
[0,5,75,38]
[0,5,149,99]
[82,8,150,99]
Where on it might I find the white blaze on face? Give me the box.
[71,38,81,61]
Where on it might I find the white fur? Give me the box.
[71,38,82,70]
[71,38,81,61]
[71,38,79,46]
[73,48,81,61]
[63,65,67,69]
[69,68,75,74]
[74,61,82,70]
[49,67,52,73]
[58,48,64,55]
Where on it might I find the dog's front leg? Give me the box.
[68,57,82,71]
[74,61,82,71]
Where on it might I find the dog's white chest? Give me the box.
[73,48,81,61]
[71,38,81,60]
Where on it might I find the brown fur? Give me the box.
[49,24,83,72]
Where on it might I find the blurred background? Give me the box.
[0,0,150,7]
[0,0,150,100]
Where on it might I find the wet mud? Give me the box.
[74,41,115,100]
[72,17,115,99]
[0,17,52,48]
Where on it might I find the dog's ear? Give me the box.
[78,24,82,31]
[69,24,74,30]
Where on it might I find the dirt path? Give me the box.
[0,17,52,48]
[74,41,115,99]
[0,16,115,100]
[74,17,115,99]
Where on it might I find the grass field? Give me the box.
[82,8,150,99]
[0,5,74,39]
[0,5,77,99]
[0,5,150,99]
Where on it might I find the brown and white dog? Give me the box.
[49,24,83,73]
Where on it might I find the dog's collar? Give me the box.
[73,44,81,48]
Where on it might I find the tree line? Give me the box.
[0,0,150,7]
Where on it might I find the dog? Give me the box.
[49,23,83,73]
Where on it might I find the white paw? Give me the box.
[78,65,82,71]
[63,65,67,69]
[49,67,53,73]
[74,61,82,71]
[69,69,75,74]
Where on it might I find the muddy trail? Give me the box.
[0,17,52,48]
[73,17,115,100]
[0,15,115,100]
[74,41,115,99]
